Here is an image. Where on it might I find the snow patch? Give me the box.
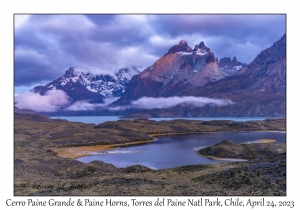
[178,52,193,55]
[233,65,242,70]
[86,86,98,93]
[60,81,67,86]
[46,67,135,98]
[194,49,208,56]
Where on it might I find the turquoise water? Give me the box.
[51,116,276,125]
[76,131,286,169]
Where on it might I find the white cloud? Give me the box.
[110,96,234,111]
[65,97,119,111]
[14,90,70,112]
[65,101,101,111]
[14,89,121,112]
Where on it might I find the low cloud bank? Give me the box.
[65,97,119,111]
[110,96,234,111]
[14,90,70,112]
[15,90,120,112]
[15,93,234,112]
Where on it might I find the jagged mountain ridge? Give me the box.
[217,56,247,75]
[32,67,133,104]
[30,34,286,117]
[113,40,238,105]
[117,34,286,117]
[188,34,286,96]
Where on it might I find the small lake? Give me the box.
[50,116,278,125]
[76,132,286,170]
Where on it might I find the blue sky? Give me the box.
[14,14,286,95]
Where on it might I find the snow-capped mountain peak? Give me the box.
[115,68,132,82]
[31,67,134,105]
[176,41,210,56]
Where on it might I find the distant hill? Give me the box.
[14,106,39,114]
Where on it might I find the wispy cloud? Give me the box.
[109,96,234,111]
[14,90,70,112]
[65,97,119,111]
[14,89,120,112]
[14,91,234,112]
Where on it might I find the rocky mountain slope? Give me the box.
[32,67,133,104]
[29,34,286,117]
[116,34,286,117]
[113,40,234,105]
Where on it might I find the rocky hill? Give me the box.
[198,139,286,160]
[14,106,39,115]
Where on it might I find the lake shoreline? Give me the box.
[56,130,283,161]
[56,130,281,160]
[14,113,286,196]
[54,138,158,159]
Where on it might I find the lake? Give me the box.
[76,131,286,170]
[50,116,285,169]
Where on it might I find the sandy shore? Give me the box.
[54,139,157,159]
[197,153,248,162]
[241,139,276,144]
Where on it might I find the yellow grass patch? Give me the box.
[241,139,276,144]
[53,139,157,159]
